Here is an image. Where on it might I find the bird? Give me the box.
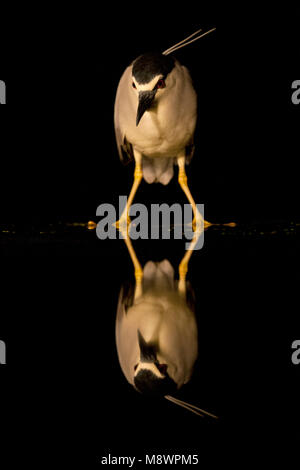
[115,259,218,418]
[113,28,216,232]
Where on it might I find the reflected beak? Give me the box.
[137,329,157,362]
[136,90,156,126]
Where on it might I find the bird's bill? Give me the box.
[136,90,156,126]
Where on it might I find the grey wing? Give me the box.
[181,64,197,165]
[116,282,135,345]
[114,123,134,165]
[115,283,136,385]
[114,67,134,165]
[116,282,135,324]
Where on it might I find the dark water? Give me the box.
[1,4,299,467]
[1,219,298,467]
[0,218,297,256]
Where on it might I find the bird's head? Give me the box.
[133,329,177,396]
[131,52,175,126]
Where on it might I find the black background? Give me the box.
[0,3,299,468]
[0,4,299,222]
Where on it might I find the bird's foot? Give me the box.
[193,218,212,231]
[192,214,202,232]
[189,211,203,232]
[113,213,131,231]
[188,214,212,232]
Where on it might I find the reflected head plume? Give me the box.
[116,259,217,418]
[164,395,218,419]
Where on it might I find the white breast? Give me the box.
[115,61,197,159]
[115,261,198,388]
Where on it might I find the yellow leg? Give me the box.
[114,152,143,231]
[178,258,188,295]
[177,156,211,231]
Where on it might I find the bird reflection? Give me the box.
[115,227,217,418]
[116,259,198,395]
[113,28,215,232]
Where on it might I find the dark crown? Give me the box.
[132,52,175,84]
[134,369,177,397]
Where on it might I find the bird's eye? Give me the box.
[132,82,136,89]
[156,363,167,374]
[156,79,166,89]
[134,364,138,371]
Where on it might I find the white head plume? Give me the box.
[163,27,216,55]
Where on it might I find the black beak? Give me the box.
[136,90,156,126]
[137,330,157,362]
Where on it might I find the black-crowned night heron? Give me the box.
[114,28,215,231]
[116,259,217,418]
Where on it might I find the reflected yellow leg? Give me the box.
[119,224,143,300]
[178,226,202,296]
[114,151,143,231]
[177,156,211,231]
